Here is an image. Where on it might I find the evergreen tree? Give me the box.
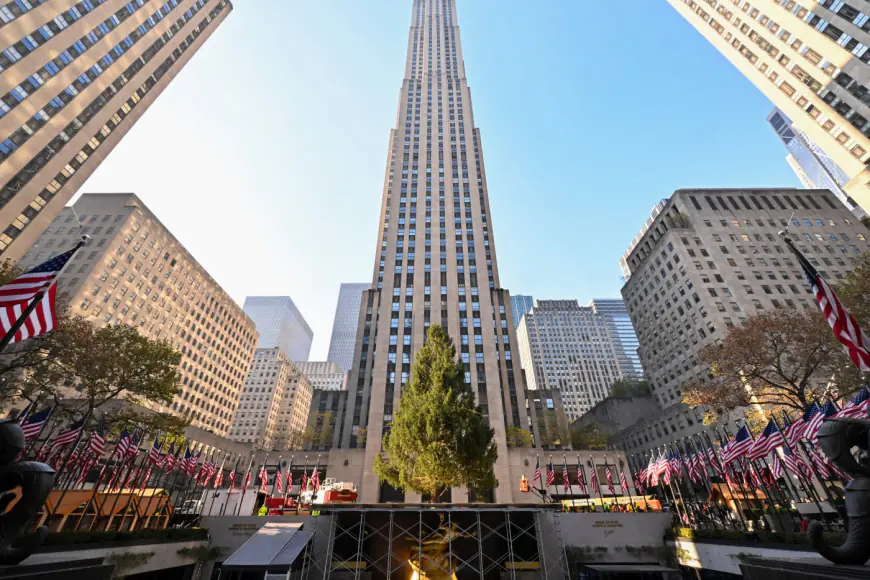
[374,325,498,501]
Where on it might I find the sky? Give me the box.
[80,0,803,359]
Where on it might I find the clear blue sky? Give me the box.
[80,0,802,359]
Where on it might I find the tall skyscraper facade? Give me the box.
[768,107,867,217]
[0,0,232,261]
[294,360,347,392]
[510,294,534,329]
[588,298,644,379]
[668,0,870,212]
[517,300,624,420]
[243,296,313,361]
[341,0,530,503]
[326,283,368,371]
[18,193,258,437]
[617,187,869,457]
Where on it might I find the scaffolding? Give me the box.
[309,504,570,580]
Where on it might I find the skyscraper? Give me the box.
[327,283,368,371]
[588,298,644,380]
[243,296,313,361]
[668,0,870,212]
[617,187,869,458]
[340,0,530,503]
[768,107,866,217]
[18,193,258,437]
[510,294,534,329]
[0,0,233,261]
[517,300,624,420]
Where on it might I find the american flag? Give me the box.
[158,443,175,468]
[647,455,660,487]
[576,456,587,494]
[808,446,832,479]
[721,427,753,464]
[0,246,81,344]
[258,464,268,493]
[275,464,284,494]
[782,446,811,479]
[789,238,870,371]
[590,459,600,495]
[199,458,216,485]
[546,461,555,487]
[687,454,701,483]
[634,471,645,494]
[20,406,52,440]
[668,451,681,477]
[139,466,153,491]
[533,457,542,487]
[127,432,142,458]
[782,412,804,447]
[619,468,629,493]
[88,415,106,456]
[214,458,226,488]
[311,466,321,491]
[147,438,163,464]
[605,467,615,495]
[228,469,236,492]
[242,469,251,493]
[163,446,179,472]
[704,441,724,477]
[180,449,193,474]
[49,417,85,450]
[300,470,308,492]
[14,403,30,424]
[806,401,838,443]
[561,459,570,494]
[113,429,132,459]
[76,453,97,486]
[771,453,783,480]
[287,469,293,491]
[748,419,784,460]
[836,386,870,419]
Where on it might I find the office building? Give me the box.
[326,283,368,371]
[617,187,870,457]
[510,294,534,329]
[588,298,644,379]
[668,0,870,212]
[0,0,232,261]
[340,0,532,503]
[229,348,298,450]
[768,107,866,217]
[306,388,348,451]
[243,296,313,361]
[294,360,347,392]
[18,193,257,437]
[517,300,624,420]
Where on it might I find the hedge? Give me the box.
[667,526,846,547]
[43,527,207,548]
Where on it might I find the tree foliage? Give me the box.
[374,325,498,501]
[570,422,608,450]
[610,379,651,397]
[834,251,870,326]
[8,316,181,419]
[682,309,862,416]
[505,425,533,448]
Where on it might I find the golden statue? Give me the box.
[408,514,475,580]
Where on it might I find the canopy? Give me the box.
[221,522,312,571]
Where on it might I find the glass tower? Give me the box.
[510,294,534,329]
[340,0,529,503]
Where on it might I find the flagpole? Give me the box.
[717,426,756,527]
[77,419,131,531]
[266,455,281,514]
[139,439,173,527]
[617,458,636,511]
[102,428,147,531]
[220,455,242,516]
[134,434,166,529]
[670,442,702,526]
[701,431,747,530]
[588,455,604,510]
[235,455,255,516]
[684,436,727,531]
[0,237,88,354]
[204,450,226,517]
[777,412,827,511]
[739,421,789,531]
[629,454,650,511]
[24,405,57,461]
[282,454,294,511]
[664,444,693,525]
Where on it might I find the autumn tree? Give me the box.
[505,425,533,448]
[610,379,651,397]
[10,317,182,420]
[570,422,608,450]
[833,251,870,325]
[374,325,498,501]
[682,309,862,417]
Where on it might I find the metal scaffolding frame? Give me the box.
[311,504,570,580]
